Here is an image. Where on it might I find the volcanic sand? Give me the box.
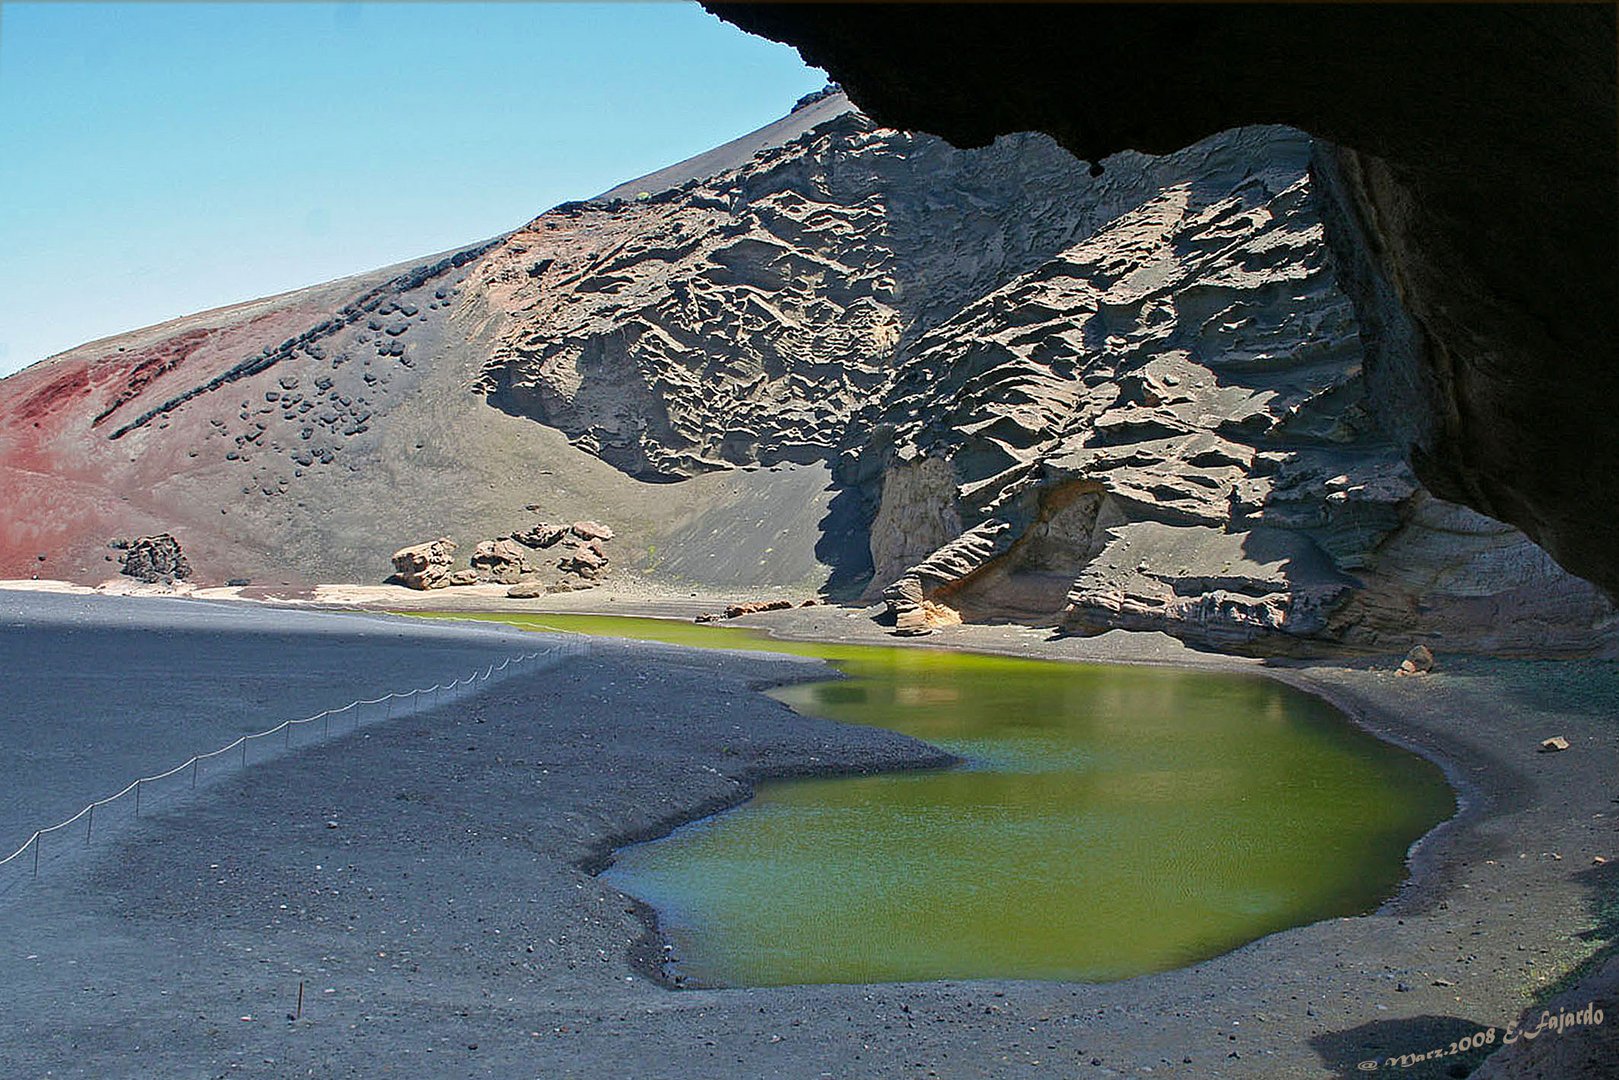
[0,589,1614,1078]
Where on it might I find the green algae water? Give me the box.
[410,612,1455,986]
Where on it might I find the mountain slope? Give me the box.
[0,94,1609,654]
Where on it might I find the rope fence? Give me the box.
[0,637,587,891]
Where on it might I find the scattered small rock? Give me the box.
[723,600,794,619]
[1540,736,1571,753]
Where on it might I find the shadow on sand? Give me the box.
[1311,1013,1501,1078]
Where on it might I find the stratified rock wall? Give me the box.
[0,91,1608,655]
[465,101,1243,480]
[464,105,1611,654]
[705,2,1619,606]
[828,127,1614,654]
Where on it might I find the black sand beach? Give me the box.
[0,590,1614,1078]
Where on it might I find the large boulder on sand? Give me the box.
[390,537,457,590]
[471,538,529,584]
[512,523,567,549]
[116,533,191,584]
[882,574,963,636]
[557,539,609,580]
[1396,644,1436,677]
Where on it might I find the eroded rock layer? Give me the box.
[460,106,1608,653]
[706,2,1619,606]
[467,107,1107,478]
[834,129,1615,653]
[0,94,1608,654]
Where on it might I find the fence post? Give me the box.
[242,737,248,769]
[86,803,94,842]
[285,723,291,750]
[32,833,40,879]
[135,780,141,817]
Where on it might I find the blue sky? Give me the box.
[0,2,826,376]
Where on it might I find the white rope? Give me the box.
[0,642,579,873]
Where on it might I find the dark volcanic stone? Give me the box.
[117,534,191,584]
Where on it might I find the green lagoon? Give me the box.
[413,612,1454,986]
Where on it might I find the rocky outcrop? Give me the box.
[512,523,567,550]
[697,598,820,622]
[835,127,1614,654]
[115,534,191,584]
[462,99,1609,653]
[568,520,613,543]
[516,521,615,584]
[1396,645,1434,677]
[470,538,529,584]
[554,543,605,582]
[706,3,1619,603]
[470,99,1106,479]
[726,599,794,619]
[390,538,457,591]
[3,85,1610,657]
[444,519,620,594]
[882,576,961,637]
[390,520,616,593]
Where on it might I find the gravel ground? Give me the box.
[0,591,1614,1078]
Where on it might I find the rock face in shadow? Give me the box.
[466,110,1610,654]
[839,129,1613,653]
[705,2,1619,604]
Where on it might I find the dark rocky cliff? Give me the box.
[706,2,1619,608]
